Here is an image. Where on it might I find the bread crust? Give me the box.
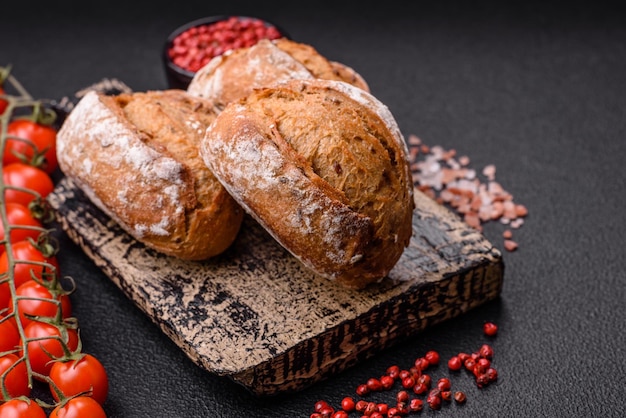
[201,79,414,288]
[187,38,369,111]
[56,89,243,260]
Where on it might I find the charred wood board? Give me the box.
[47,176,504,396]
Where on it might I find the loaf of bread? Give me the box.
[56,89,244,260]
[187,38,369,111]
[200,79,415,289]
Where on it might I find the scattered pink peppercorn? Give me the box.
[364,402,377,415]
[387,407,401,417]
[356,384,369,396]
[386,365,400,379]
[427,389,442,410]
[476,358,491,374]
[437,377,452,391]
[479,344,494,359]
[417,374,432,388]
[366,377,383,392]
[486,367,498,382]
[476,373,491,388]
[409,398,424,412]
[454,391,467,404]
[448,355,462,371]
[424,350,440,366]
[413,382,429,395]
[396,401,409,415]
[314,400,329,413]
[483,322,499,337]
[396,390,409,403]
[401,376,416,389]
[355,400,368,412]
[380,375,394,390]
[310,323,500,416]
[441,390,452,402]
[340,397,355,412]
[414,357,430,371]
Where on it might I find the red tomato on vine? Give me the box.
[23,321,79,377]
[0,66,9,115]
[0,281,10,311]
[0,239,60,310]
[49,396,108,418]
[8,279,72,326]
[0,316,20,352]
[49,354,109,405]
[2,162,54,206]
[0,398,47,418]
[0,239,60,289]
[0,353,31,399]
[4,119,58,174]
[0,85,7,115]
[0,202,44,255]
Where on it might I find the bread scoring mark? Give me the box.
[321,80,410,165]
[163,185,183,212]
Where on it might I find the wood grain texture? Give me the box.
[47,177,504,396]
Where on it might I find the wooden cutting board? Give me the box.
[47,177,503,396]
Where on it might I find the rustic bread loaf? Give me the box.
[187,38,369,111]
[271,38,370,91]
[200,79,414,289]
[56,89,244,260]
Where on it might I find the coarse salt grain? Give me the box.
[504,239,519,252]
[408,134,527,252]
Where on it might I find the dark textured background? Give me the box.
[2,1,625,416]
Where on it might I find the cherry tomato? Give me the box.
[0,85,7,115]
[0,316,20,352]
[8,280,71,327]
[0,202,44,255]
[0,280,9,311]
[49,354,109,405]
[2,162,54,207]
[0,239,60,289]
[4,119,58,174]
[0,353,30,399]
[49,396,107,418]
[23,321,78,377]
[0,398,47,418]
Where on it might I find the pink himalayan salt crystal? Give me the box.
[407,135,527,252]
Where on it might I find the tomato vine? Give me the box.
[0,66,109,417]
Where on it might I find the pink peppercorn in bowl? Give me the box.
[163,15,288,89]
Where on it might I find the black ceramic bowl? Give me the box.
[163,15,289,90]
